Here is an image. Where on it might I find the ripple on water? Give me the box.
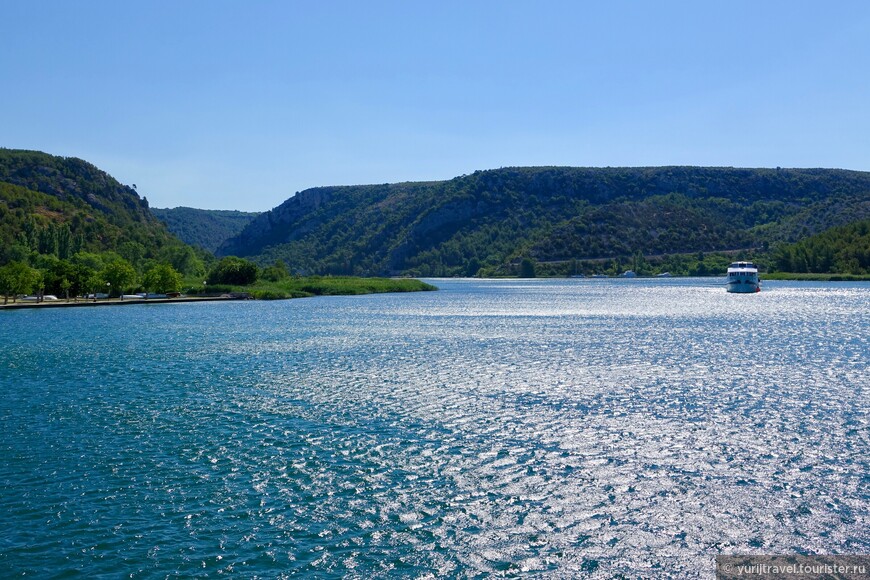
[0,279,868,577]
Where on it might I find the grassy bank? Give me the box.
[762,272,870,282]
[188,276,438,300]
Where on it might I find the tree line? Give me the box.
[771,219,870,274]
[0,250,270,304]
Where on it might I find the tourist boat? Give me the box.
[726,261,761,293]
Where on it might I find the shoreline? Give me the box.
[0,295,249,311]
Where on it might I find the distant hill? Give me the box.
[0,148,184,263]
[218,166,870,276]
[152,207,260,253]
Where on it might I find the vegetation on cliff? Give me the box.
[219,166,870,277]
[4,149,869,291]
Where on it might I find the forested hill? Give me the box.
[218,166,870,276]
[152,207,260,253]
[0,149,183,263]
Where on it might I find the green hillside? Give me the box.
[0,150,214,300]
[152,207,260,253]
[0,149,181,262]
[772,219,870,274]
[5,152,869,282]
[218,166,870,276]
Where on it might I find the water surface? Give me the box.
[1,278,868,577]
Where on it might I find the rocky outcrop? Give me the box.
[217,187,339,256]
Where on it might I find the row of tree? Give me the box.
[0,252,276,304]
[0,254,183,304]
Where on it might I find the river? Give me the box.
[1,278,867,577]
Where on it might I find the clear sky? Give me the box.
[3,1,870,212]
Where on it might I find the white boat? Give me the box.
[726,261,761,293]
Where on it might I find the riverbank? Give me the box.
[761,272,870,281]
[0,277,439,310]
[0,295,249,311]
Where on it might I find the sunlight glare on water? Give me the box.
[0,278,867,578]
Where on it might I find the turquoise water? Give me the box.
[1,278,868,578]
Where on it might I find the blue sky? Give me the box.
[3,1,870,211]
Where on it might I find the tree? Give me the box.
[633,250,648,275]
[71,251,105,273]
[569,259,580,277]
[261,260,289,282]
[465,257,481,277]
[101,258,137,297]
[59,277,72,301]
[519,257,537,278]
[76,266,102,300]
[38,256,73,297]
[142,264,182,294]
[0,261,41,304]
[207,256,258,285]
[158,245,206,277]
[0,243,31,265]
[118,241,146,268]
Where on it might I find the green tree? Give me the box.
[71,251,105,273]
[771,219,870,274]
[569,259,580,277]
[0,261,41,304]
[56,223,73,259]
[118,241,147,268]
[261,260,289,282]
[157,245,207,277]
[633,250,649,275]
[465,257,481,277]
[101,258,137,298]
[142,264,182,294]
[37,255,72,297]
[59,277,72,301]
[519,257,537,278]
[0,243,32,265]
[207,256,258,285]
[75,265,102,300]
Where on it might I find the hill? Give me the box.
[0,149,184,262]
[218,166,870,276]
[152,207,260,253]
